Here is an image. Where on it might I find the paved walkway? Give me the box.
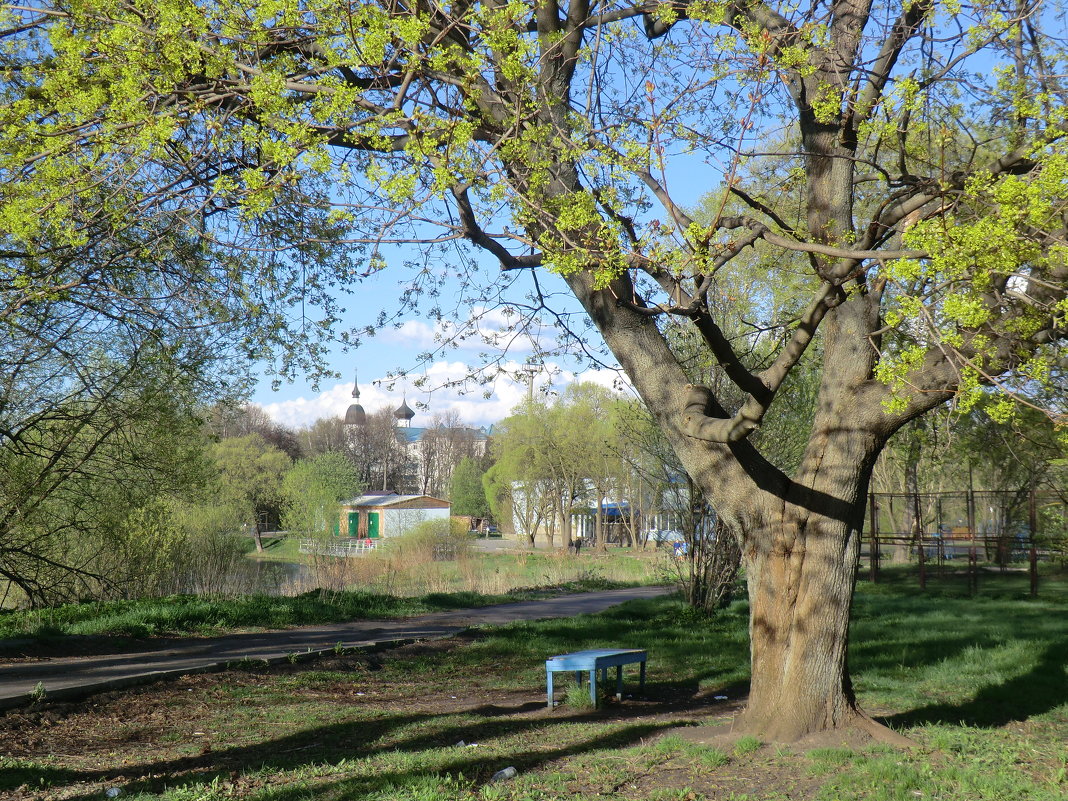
[0,586,669,711]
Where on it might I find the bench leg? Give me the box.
[547,668,554,708]
[616,665,623,700]
[589,669,598,707]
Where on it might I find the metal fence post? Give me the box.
[918,534,927,590]
[868,493,879,583]
[1029,488,1039,597]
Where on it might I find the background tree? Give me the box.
[209,434,292,552]
[417,411,486,497]
[0,101,338,607]
[483,406,555,548]
[297,416,351,459]
[482,384,629,548]
[0,352,210,607]
[207,404,303,461]
[5,0,1067,742]
[560,384,625,549]
[450,456,490,519]
[346,410,408,493]
[281,451,361,537]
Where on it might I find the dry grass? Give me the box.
[292,542,663,597]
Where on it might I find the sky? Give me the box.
[255,357,628,431]
[248,263,635,431]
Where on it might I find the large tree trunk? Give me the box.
[736,508,862,739]
[728,408,893,740]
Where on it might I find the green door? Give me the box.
[347,512,359,536]
[367,512,380,539]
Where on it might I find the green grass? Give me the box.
[859,562,1068,603]
[247,535,303,562]
[733,736,762,756]
[809,731,1068,801]
[0,579,637,641]
[3,576,1066,801]
[850,571,1068,721]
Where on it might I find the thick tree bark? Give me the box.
[737,510,861,739]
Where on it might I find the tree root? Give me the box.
[851,712,918,749]
[671,707,917,750]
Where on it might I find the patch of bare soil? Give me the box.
[624,750,828,801]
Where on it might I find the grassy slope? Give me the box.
[1,571,1065,800]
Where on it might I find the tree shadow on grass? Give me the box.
[53,710,677,801]
[0,761,84,793]
[886,638,1068,728]
[0,709,434,795]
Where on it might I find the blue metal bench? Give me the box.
[545,648,647,708]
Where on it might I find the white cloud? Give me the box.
[376,309,559,356]
[260,359,632,430]
[378,320,437,348]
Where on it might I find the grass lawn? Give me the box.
[1,572,1065,800]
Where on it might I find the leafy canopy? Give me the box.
[1,0,1065,446]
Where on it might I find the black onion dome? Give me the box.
[393,399,415,421]
[345,403,367,425]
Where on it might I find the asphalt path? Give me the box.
[0,586,670,711]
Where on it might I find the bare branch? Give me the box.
[718,216,926,262]
[682,282,843,443]
[635,167,695,233]
[450,184,543,270]
[853,0,932,123]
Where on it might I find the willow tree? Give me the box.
[3,0,1066,740]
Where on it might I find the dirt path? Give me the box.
[0,586,670,710]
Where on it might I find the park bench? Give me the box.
[545,648,647,708]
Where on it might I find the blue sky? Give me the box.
[248,258,631,430]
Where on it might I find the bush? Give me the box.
[391,519,473,563]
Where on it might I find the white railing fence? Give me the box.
[298,538,379,558]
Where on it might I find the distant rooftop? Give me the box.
[345,493,450,507]
[396,425,489,445]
